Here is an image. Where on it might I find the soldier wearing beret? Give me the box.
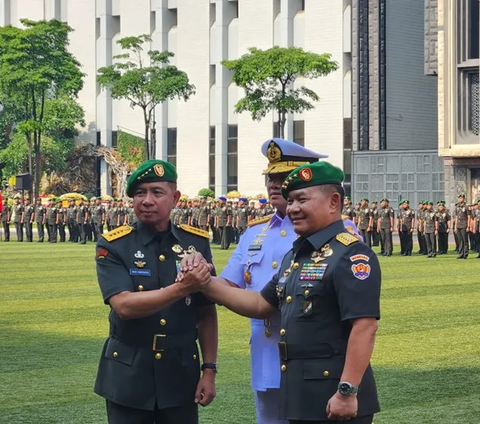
[377,199,394,256]
[13,195,25,242]
[436,201,451,254]
[56,199,67,242]
[24,197,35,242]
[46,197,58,243]
[1,196,10,241]
[236,198,249,240]
[455,194,470,259]
[94,159,218,424]
[76,198,88,244]
[179,159,379,424]
[423,201,438,258]
[92,197,106,241]
[34,198,46,243]
[67,199,78,242]
[342,197,354,220]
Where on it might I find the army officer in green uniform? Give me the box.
[178,162,380,423]
[94,159,218,424]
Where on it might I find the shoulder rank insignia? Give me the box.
[178,224,210,239]
[336,232,359,246]
[341,214,349,221]
[247,214,273,227]
[102,225,133,242]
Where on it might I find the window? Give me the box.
[167,128,177,168]
[457,0,480,142]
[227,125,238,191]
[293,120,305,146]
[273,121,280,138]
[111,131,118,148]
[209,126,215,191]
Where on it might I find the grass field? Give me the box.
[1,241,480,424]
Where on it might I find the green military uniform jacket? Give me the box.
[261,220,381,421]
[94,221,214,411]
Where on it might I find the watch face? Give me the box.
[338,382,352,395]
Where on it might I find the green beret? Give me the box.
[126,160,177,197]
[281,162,344,199]
[372,201,378,204]
[427,201,433,206]
[345,196,351,200]
[402,200,410,205]
[361,198,369,202]
[381,198,389,203]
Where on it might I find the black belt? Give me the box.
[278,340,346,361]
[115,330,198,352]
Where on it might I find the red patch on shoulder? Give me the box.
[97,248,109,259]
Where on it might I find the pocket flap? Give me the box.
[303,357,344,380]
[105,338,136,366]
[241,251,264,265]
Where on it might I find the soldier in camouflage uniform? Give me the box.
[125,199,137,226]
[248,200,257,223]
[77,198,88,245]
[342,196,354,220]
[197,198,209,232]
[377,198,394,256]
[423,201,438,258]
[1,196,11,241]
[24,198,35,242]
[455,194,470,259]
[209,201,219,244]
[474,199,480,258]
[236,198,248,240]
[371,201,380,247]
[416,201,427,255]
[92,197,106,241]
[46,198,58,243]
[57,199,67,242]
[67,199,78,242]
[13,196,25,242]
[357,198,373,247]
[35,198,46,243]
[436,201,451,254]
[216,197,232,250]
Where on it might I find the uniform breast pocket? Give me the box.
[294,283,325,320]
[240,251,265,288]
[132,276,159,291]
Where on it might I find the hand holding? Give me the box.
[177,263,211,294]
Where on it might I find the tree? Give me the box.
[222,46,339,139]
[97,34,196,160]
[0,19,84,197]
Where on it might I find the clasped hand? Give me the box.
[175,252,214,293]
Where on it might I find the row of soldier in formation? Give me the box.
[170,196,274,250]
[342,195,480,259]
[0,196,137,243]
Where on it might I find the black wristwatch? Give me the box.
[201,363,218,374]
[338,382,359,396]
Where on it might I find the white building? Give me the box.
[0,0,352,197]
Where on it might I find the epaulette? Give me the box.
[102,225,133,242]
[247,214,273,227]
[336,232,359,246]
[178,224,210,239]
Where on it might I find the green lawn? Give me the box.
[1,242,480,423]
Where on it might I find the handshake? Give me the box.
[175,253,214,294]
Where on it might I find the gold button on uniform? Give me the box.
[193,354,197,360]
[159,255,166,262]
[160,319,166,326]
[113,351,118,358]
[304,290,310,296]
[323,370,330,377]
[281,364,287,372]
[155,353,162,360]
[280,230,287,237]
[280,329,286,336]
[138,285,144,291]
[293,263,299,270]
[286,296,292,303]
[272,261,278,269]
[265,330,272,338]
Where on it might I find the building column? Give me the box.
[214,0,236,196]
[0,0,10,26]
[44,0,61,20]
[151,0,174,161]
[97,0,115,195]
[280,0,302,141]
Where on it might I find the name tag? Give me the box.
[129,269,152,277]
[248,245,262,251]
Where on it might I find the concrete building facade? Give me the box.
[0,0,354,197]
[430,0,479,208]
[351,0,441,209]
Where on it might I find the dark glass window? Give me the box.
[167,128,177,168]
[227,125,238,191]
[209,126,215,191]
[293,120,305,146]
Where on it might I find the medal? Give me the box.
[244,268,252,284]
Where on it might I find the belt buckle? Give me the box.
[278,342,287,361]
[153,334,167,352]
